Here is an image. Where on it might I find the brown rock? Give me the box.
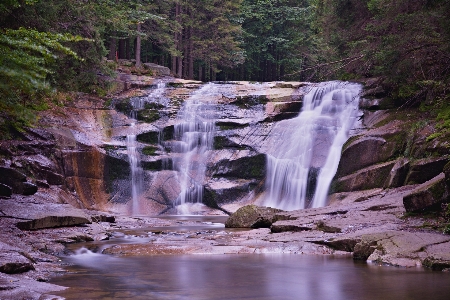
[403,173,449,212]
[333,161,396,192]
[225,205,284,228]
[405,157,449,185]
[337,136,397,177]
[0,263,35,274]
[384,158,410,188]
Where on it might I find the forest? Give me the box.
[1,0,450,134]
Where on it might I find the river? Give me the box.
[46,217,450,300]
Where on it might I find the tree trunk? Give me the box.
[175,3,183,78]
[136,23,142,68]
[125,38,131,59]
[188,27,194,79]
[198,63,203,81]
[108,37,116,60]
[118,39,126,59]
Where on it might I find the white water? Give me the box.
[126,82,167,215]
[263,81,361,210]
[173,83,218,213]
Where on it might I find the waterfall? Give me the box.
[126,81,167,215]
[263,81,361,210]
[172,83,218,213]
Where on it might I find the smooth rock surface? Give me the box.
[403,173,449,212]
[225,205,284,228]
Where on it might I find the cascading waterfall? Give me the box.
[263,81,361,210]
[126,81,167,215]
[172,83,218,213]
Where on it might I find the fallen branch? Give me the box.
[286,54,365,77]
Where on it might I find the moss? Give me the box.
[115,99,133,115]
[137,131,159,144]
[142,146,158,156]
[167,82,184,88]
[342,135,361,152]
[136,109,160,123]
[103,155,130,193]
[144,102,164,110]
[233,95,269,108]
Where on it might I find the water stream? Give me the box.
[127,82,167,215]
[172,83,218,213]
[47,217,450,300]
[263,81,361,210]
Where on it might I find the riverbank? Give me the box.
[1,75,450,299]
[1,184,450,299]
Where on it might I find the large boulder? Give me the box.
[404,157,449,185]
[384,158,410,188]
[143,63,171,76]
[210,153,266,179]
[225,205,284,228]
[332,161,396,193]
[336,136,400,177]
[403,173,449,212]
[0,202,92,230]
[0,167,37,196]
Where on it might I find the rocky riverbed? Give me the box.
[1,71,450,299]
[1,183,450,299]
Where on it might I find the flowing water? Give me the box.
[263,81,361,210]
[127,82,167,215]
[172,83,218,213]
[47,218,450,300]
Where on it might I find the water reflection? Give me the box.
[49,254,450,300]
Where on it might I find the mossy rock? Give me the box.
[142,146,158,156]
[136,109,160,123]
[167,82,184,88]
[141,159,172,171]
[232,95,269,108]
[103,155,130,193]
[225,205,284,228]
[115,99,133,115]
[212,153,266,179]
[137,131,159,144]
[403,173,449,212]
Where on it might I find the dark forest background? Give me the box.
[1,0,450,133]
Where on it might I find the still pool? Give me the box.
[45,217,450,300]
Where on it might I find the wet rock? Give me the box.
[211,153,266,179]
[0,202,91,230]
[225,205,284,228]
[270,224,311,233]
[35,180,50,189]
[42,170,64,185]
[316,220,342,233]
[204,179,257,205]
[136,131,159,144]
[0,167,26,191]
[0,262,35,274]
[405,157,449,185]
[92,215,116,223]
[311,238,360,252]
[0,183,12,197]
[353,240,378,260]
[384,158,410,188]
[403,173,449,212]
[18,182,38,196]
[333,161,396,193]
[336,136,399,177]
